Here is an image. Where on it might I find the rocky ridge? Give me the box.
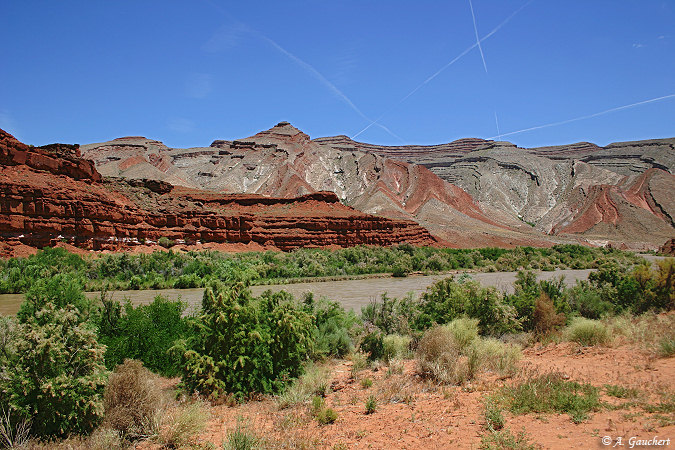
[316,135,675,249]
[0,128,436,256]
[83,123,551,248]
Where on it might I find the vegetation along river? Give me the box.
[0,269,594,316]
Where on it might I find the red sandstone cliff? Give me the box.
[0,129,436,256]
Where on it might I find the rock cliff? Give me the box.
[317,135,675,250]
[0,129,436,256]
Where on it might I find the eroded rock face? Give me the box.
[317,135,675,249]
[660,238,675,256]
[0,128,436,255]
[83,122,537,248]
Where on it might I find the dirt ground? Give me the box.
[160,340,675,449]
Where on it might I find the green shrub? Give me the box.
[0,303,108,438]
[172,282,313,398]
[360,378,373,389]
[97,295,191,377]
[316,407,338,425]
[304,294,358,359]
[566,318,610,346]
[365,395,377,414]
[361,293,418,336]
[417,278,520,335]
[444,317,479,352]
[360,331,384,362]
[382,334,412,362]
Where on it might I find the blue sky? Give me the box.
[1,0,673,149]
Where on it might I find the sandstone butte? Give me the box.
[0,128,437,257]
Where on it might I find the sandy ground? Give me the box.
[140,339,675,450]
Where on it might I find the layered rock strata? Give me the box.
[0,129,436,253]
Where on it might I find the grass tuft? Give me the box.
[365,395,378,414]
[495,372,601,423]
[276,363,329,409]
[566,318,610,346]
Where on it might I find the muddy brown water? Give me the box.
[0,269,593,316]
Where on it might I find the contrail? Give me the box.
[202,0,403,142]
[352,0,534,140]
[469,0,488,74]
[255,34,404,142]
[488,93,675,140]
[494,110,501,140]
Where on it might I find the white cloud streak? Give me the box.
[488,93,675,139]
[352,0,534,140]
[469,0,488,74]
[256,33,403,142]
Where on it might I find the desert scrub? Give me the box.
[566,318,610,346]
[382,334,412,362]
[172,283,314,398]
[483,399,504,431]
[494,372,601,423]
[276,363,329,409]
[223,418,262,450]
[310,396,337,425]
[360,377,373,389]
[416,318,521,384]
[103,359,166,440]
[480,428,538,450]
[365,395,378,414]
[156,400,209,448]
[0,301,108,438]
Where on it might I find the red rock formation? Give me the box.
[0,129,437,255]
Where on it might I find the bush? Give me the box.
[0,303,108,438]
[382,334,412,362]
[103,359,165,440]
[97,295,191,377]
[360,331,384,362]
[304,294,359,359]
[533,293,566,337]
[172,282,313,398]
[365,395,377,414]
[417,278,520,335]
[566,318,610,346]
[416,319,521,384]
[361,293,418,336]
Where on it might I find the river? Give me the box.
[0,269,593,316]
